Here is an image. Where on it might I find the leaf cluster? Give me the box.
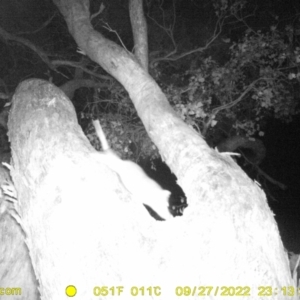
[161,26,299,145]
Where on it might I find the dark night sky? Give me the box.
[263,115,300,251]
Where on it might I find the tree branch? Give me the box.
[129,0,149,72]
[0,26,54,69]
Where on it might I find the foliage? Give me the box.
[79,84,158,162]
[162,26,300,145]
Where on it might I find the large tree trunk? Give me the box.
[0,163,39,300]
[7,79,167,299]
[0,0,295,299]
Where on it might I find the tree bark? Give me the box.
[129,0,149,72]
[6,80,295,299]
[7,79,166,299]
[0,167,39,300]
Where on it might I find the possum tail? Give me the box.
[92,119,110,151]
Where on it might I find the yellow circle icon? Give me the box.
[66,285,77,297]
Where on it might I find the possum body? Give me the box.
[92,119,172,220]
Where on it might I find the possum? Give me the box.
[92,119,173,220]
